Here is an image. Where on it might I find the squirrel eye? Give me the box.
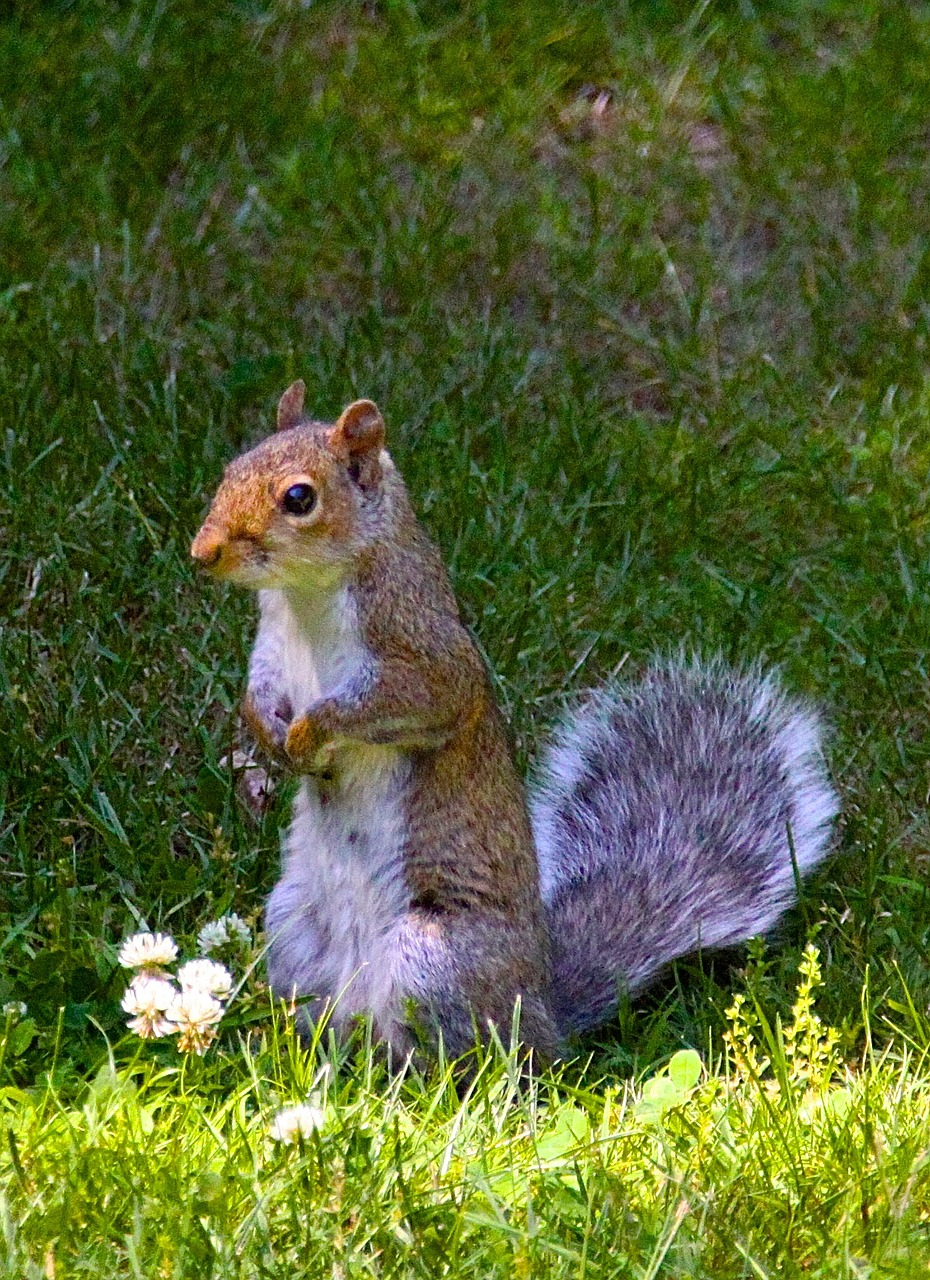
[281,483,317,516]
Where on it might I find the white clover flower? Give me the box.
[197,913,252,955]
[177,959,233,999]
[2,1001,27,1020]
[196,920,229,954]
[268,1103,326,1144]
[166,987,224,1055]
[118,931,178,971]
[121,974,177,1039]
[224,913,252,947]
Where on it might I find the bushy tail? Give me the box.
[530,656,838,1038]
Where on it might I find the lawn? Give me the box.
[2,0,930,1273]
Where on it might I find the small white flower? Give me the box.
[122,974,177,1039]
[177,959,233,998]
[268,1103,326,1144]
[118,931,178,970]
[196,920,228,954]
[197,913,252,955]
[166,987,224,1055]
[2,1002,27,1020]
[224,913,252,947]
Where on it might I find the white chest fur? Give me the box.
[258,584,366,712]
[260,587,412,1034]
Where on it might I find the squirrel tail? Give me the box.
[530,655,838,1039]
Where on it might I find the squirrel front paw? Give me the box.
[285,714,337,775]
[242,689,292,763]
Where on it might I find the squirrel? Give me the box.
[191,381,838,1062]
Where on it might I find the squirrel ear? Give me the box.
[276,380,306,433]
[331,399,385,456]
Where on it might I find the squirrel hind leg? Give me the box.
[392,911,562,1064]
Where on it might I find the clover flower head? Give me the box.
[268,1103,326,1144]
[166,987,224,1055]
[2,1001,27,1021]
[118,931,178,971]
[224,913,252,947]
[121,973,177,1039]
[197,913,252,955]
[196,920,228,954]
[177,959,234,999]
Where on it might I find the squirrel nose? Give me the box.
[190,528,224,568]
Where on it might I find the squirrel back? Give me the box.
[532,656,838,1037]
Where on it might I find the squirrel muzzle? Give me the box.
[190,526,225,570]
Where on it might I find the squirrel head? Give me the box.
[191,382,389,590]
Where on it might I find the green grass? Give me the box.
[2,0,930,1272]
[6,950,930,1276]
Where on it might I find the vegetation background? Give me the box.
[2,0,930,1273]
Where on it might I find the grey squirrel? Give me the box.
[191,382,838,1061]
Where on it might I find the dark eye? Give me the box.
[282,483,317,516]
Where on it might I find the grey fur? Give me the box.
[531,656,838,1039]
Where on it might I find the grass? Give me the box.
[1,0,930,1272]
[6,950,930,1276]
